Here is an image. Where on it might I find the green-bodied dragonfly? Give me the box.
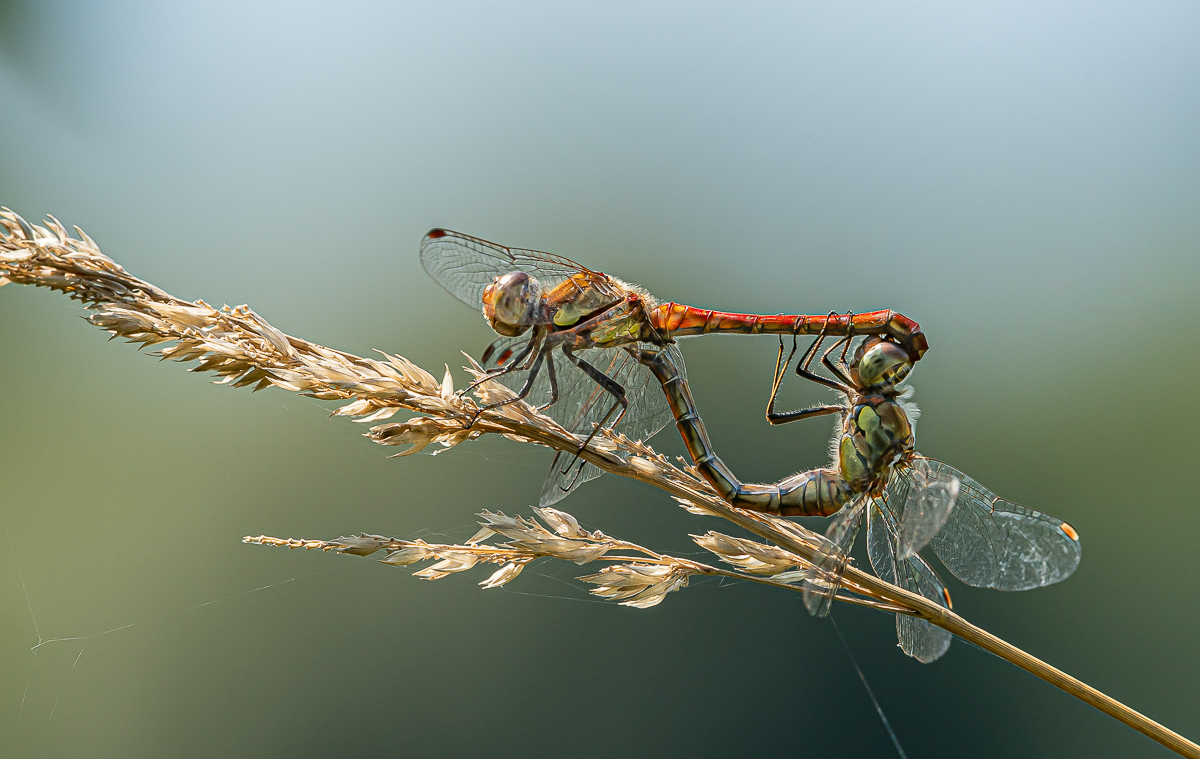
[637,329,1080,662]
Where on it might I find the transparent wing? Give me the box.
[868,497,953,663]
[477,339,680,506]
[803,499,865,618]
[920,458,1081,591]
[419,228,592,310]
[538,343,683,506]
[885,456,961,560]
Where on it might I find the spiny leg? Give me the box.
[766,335,844,425]
[536,349,559,411]
[821,334,855,387]
[547,299,646,485]
[767,334,800,411]
[798,322,828,375]
[471,345,549,427]
[837,314,856,365]
[497,347,546,406]
[555,346,631,484]
[561,346,630,430]
[796,312,853,394]
[489,334,540,373]
[820,311,857,385]
[767,400,845,426]
[558,394,625,493]
[464,333,541,399]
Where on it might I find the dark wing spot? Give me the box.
[426,228,448,239]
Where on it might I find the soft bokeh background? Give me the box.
[1,2,1197,757]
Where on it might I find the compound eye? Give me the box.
[482,271,538,336]
[852,336,886,364]
[856,341,911,389]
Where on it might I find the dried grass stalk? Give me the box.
[2,209,1195,758]
[244,507,845,610]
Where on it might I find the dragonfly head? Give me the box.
[482,271,541,337]
[851,337,913,392]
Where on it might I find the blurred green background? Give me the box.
[1,2,1198,757]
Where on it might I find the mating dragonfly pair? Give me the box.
[420,229,1081,662]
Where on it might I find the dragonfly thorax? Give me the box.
[839,396,915,495]
[482,271,541,337]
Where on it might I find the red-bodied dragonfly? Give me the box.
[637,331,1080,662]
[420,229,929,506]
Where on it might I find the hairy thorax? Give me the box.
[838,395,914,496]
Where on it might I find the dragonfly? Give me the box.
[420,228,929,507]
[637,329,1081,662]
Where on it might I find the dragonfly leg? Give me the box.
[557,456,588,493]
[800,314,835,374]
[639,347,850,516]
[463,333,541,400]
[820,334,856,388]
[814,311,857,385]
[559,345,630,455]
[560,346,630,425]
[795,313,853,394]
[498,348,546,403]
[471,346,549,425]
[535,349,559,411]
[766,335,799,414]
[550,345,631,492]
[837,316,855,364]
[492,335,541,373]
[556,396,625,491]
[553,393,625,494]
[768,404,845,426]
[766,336,845,425]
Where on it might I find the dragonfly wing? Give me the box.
[537,343,683,506]
[613,342,685,444]
[473,334,605,506]
[481,339,602,506]
[923,459,1081,591]
[803,499,865,618]
[896,553,953,663]
[868,500,953,663]
[420,228,591,311]
[888,457,961,560]
[540,456,604,507]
